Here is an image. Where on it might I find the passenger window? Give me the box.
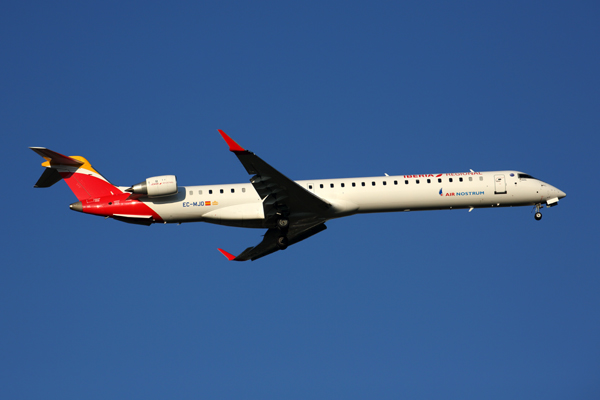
[449,178,453,183]
[341,183,345,188]
[352,182,356,187]
[362,182,365,187]
[479,176,483,181]
[469,177,473,182]
[209,190,213,194]
[231,188,235,193]
[372,182,376,186]
[459,177,463,182]
[320,184,324,189]
[330,183,334,188]
[242,188,246,193]
[416,180,420,184]
[199,190,202,195]
[438,178,442,183]
[383,181,387,186]
[189,191,193,195]
[405,180,409,185]
[220,189,224,194]
[309,184,313,189]
[427,179,431,183]
[394,180,398,185]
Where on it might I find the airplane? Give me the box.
[31,130,566,261]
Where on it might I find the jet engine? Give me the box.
[126,175,178,197]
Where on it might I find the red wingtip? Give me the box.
[218,130,245,152]
[218,248,237,261]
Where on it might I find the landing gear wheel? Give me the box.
[276,218,289,230]
[533,203,543,221]
[277,236,289,250]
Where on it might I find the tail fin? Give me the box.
[30,147,122,200]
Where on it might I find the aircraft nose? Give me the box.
[550,184,566,199]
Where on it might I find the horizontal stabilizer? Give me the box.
[29,147,83,166]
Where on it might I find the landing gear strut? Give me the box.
[534,203,543,221]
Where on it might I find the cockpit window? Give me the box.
[518,173,537,180]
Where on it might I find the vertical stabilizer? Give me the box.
[30,147,122,200]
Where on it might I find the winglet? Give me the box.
[218,130,246,152]
[217,248,237,261]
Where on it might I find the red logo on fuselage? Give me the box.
[403,173,444,178]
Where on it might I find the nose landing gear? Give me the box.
[534,203,543,221]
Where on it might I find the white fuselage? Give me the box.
[131,170,565,228]
[31,140,568,261]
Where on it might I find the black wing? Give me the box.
[217,130,331,261]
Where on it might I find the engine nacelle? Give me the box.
[126,175,178,197]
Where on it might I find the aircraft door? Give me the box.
[494,174,507,194]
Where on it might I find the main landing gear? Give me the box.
[534,203,543,221]
[277,236,289,249]
[276,218,289,230]
[276,218,290,250]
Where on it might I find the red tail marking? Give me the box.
[60,172,122,201]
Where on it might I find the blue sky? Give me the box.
[1,1,599,398]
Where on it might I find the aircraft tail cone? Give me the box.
[69,201,83,213]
